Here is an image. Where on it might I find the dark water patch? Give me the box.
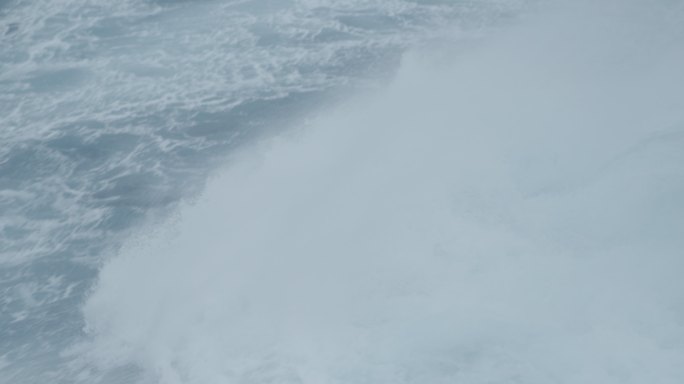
[88,16,129,39]
[0,0,14,13]
[184,109,245,139]
[92,173,171,206]
[251,22,292,47]
[4,22,18,35]
[337,13,400,31]
[1,224,31,243]
[121,63,173,78]
[87,133,141,158]
[23,203,64,221]
[27,68,91,92]
[0,49,29,65]
[313,27,355,43]
[0,144,64,188]
[229,0,295,15]
[48,130,141,170]
[95,206,145,231]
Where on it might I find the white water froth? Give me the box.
[81,1,684,383]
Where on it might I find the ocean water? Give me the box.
[2,0,684,383]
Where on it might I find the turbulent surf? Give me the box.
[1,0,683,383]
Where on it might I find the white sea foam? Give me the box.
[80,1,684,383]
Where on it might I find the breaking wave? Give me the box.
[76,1,684,383]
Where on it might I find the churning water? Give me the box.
[2,0,684,383]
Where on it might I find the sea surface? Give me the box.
[2,0,684,383]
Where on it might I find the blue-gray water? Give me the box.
[2,1,684,383]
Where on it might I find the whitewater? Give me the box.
[2,0,684,383]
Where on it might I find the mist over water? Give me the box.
[72,1,684,383]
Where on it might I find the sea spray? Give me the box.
[78,1,684,383]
